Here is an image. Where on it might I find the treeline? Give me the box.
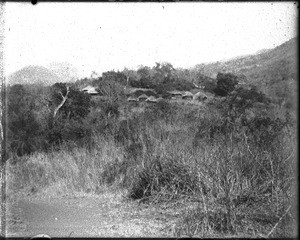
[75,62,217,93]
[76,62,296,109]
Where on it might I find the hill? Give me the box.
[194,37,297,103]
[7,65,63,86]
[195,37,296,80]
[47,62,79,83]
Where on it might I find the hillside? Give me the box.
[47,62,79,83]
[194,37,297,96]
[7,65,63,86]
[195,37,296,80]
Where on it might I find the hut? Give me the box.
[193,91,208,101]
[168,90,183,99]
[127,96,138,102]
[145,96,158,103]
[182,91,194,100]
[156,97,164,102]
[138,94,149,101]
[81,85,99,95]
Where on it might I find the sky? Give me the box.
[3,2,298,78]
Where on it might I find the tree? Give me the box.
[214,72,239,96]
[96,79,123,118]
[153,62,175,87]
[137,66,152,88]
[45,83,92,148]
[49,83,91,122]
[121,68,140,87]
[102,71,127,86]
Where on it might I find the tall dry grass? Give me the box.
[6,100,297,237]
[7,135,125,197]
[173,124,297,237]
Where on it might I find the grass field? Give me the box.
[6,97,297,237]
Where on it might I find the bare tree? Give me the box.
[53,86,70,118]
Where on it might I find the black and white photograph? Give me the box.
[0,2,298,238]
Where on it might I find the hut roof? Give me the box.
[138,94,149,100]
[182,91,194,97]
[127,96,138,102]
[193,91,208,100]
[145,96,157,102]
[81,85,94,91]
[168,90,183,95]
[81,85,99,94]
[156,97,164,102]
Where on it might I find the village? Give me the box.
[80,81,210,105]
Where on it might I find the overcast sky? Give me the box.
[3,2,297,78]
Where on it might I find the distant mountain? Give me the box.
[7,63,79,86]
[7,65,62,86]
[47,62,78,83]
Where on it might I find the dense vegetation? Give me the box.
[5,60,297,237]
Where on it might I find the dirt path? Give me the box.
[6,190,181,237]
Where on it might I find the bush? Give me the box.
[7,84,41,156]
[128,156,199,201]
[50,83,91,121]
[214,72,238,96]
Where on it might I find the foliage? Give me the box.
[49,82,91,121]
[136,65,153,88]
[96,79,124,119]
[129,157,199,200]
[102,71,127,86]
[144,99,176,122]
[7,84,41,156]
[214,72,239,96]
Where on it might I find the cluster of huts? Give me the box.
[169,90,208,101]
[81,85,208,104]
[127,89,208,103]
[127,94,164,103]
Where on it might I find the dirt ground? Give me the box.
[5,190,186,238]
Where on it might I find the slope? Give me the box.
[7,65,63,86]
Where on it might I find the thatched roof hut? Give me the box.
[156,97,164,102]
[168,90,183,96]
[81,85,99,95]
[127,96,138,102]
[138,94,149,101]
[193,91,208,101]
[182,91,194,99]
[145,96,158,103]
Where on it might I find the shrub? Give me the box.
[214,72,238,96]
[7,84,41,156]
[49,83,91,121]
[128,156,199,201]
